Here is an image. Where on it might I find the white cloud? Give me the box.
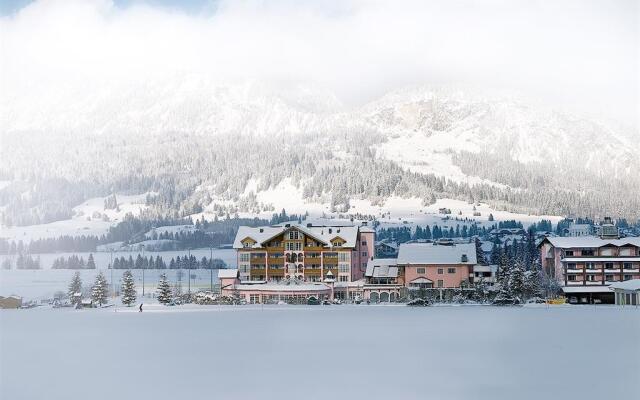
[1,0,638,126]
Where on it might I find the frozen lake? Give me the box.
[0,248,235,298]
[1,305,638,400]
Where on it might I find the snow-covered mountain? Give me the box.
[1,80,638,225]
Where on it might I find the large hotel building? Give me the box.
[539,220,640,303]
[233,223,375,283]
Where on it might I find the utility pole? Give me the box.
[141,244,145,297]
[210,245,214,292]
[110,250,114,298]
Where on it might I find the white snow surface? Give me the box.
[1,193,150,242]
[1,305,638,400]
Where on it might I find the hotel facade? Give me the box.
[539,235,640,303]
[233,223,375,283]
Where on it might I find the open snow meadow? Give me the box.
[1,305,638,400]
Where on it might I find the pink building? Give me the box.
[362,242,478,301]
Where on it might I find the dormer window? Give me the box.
[288,230,299,240]
[243,242,251,248]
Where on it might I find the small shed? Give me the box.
[0,295,23,309]
[609,280,640,306]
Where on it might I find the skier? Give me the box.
[139,303,143,312]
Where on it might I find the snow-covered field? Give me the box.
[0,249,235,299]
[1,305,638,400]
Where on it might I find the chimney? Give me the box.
[259,228,264,233]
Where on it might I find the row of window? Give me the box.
[415,267,457,274]
[566,262,638,269]
[567,274,634,281]
[564,248,638,257]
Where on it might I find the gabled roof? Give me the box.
[217,269,239,279]
[397,242,477,265]
[233,224,361,249]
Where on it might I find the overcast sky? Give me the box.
[1,0,638,127]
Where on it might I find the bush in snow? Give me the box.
[121,270,137,306]
[68,271,82,306]
[156,274,172,305]
[91,271,109,306]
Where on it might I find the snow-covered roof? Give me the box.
[609,279,640,291]
[480,241,494,252]
[233,224,362,249]
[561,286,612,294]
[217,269,239,279]
[397,243,477,265]
[541,236,640,249]
[365,259,399,278]
[473,265,498,273]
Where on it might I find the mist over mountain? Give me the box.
[1,80,638,226]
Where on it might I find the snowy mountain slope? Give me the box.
[1,81,639,225]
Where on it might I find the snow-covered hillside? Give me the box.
[2,82,639,227]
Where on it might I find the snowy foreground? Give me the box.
[1,305,639,400]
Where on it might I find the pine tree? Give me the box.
[87,253,96,269]
[68,271,82,306]
[121,270,137,306]
[91,271,109,306]
[510,259,525,302]
[475,238,487,265]
[156,273,172,305]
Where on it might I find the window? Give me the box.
[605,262,614,269]
[586,262,596,270]
[623,262,632,269]
[567,275,576,281]
[437,280,444,288]
[587,275,597,281]
[243,242,252,248]
[361,251,368,257]
[288,231,299,240]
[582,249,595,256]
[564,250,574,257]
[361,241,367,245]
[338,263,350,273]
[339,276,348,282]
[624,275,632,281]
[437,268,444,274]
[605,274,614,281]
[239,253,250,262]
[600,248,613,256]
[619,248,632,256]
[567,263,577,269]
[338,253,350,262]
[448,267,456,274]
[417,267,426,274]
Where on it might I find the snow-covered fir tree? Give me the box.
[156,273,172,305]
[68,271,82,306]
[121,270,137,306]
[91,271,109,306]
